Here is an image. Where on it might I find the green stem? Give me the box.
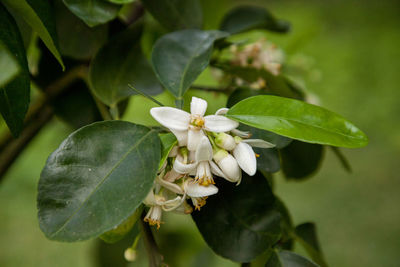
[140,211,164,267]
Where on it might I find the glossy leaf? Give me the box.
[0,4,30,137]
[0,41,20,87]
[295,223,327,267]
[192,172,281,262]
[55,0,108,60]
[265,250,319,267]
[38,121,161,241]
[151,29,228,98]
[3,0,64,69]
[159,133,177,169]
[141,0,203,31]
[220,5,290,34]
[62,0,121,27]
[100,206,143,244]
[227,95,369,148]
[280,140,324,180]
[89,24,162,106]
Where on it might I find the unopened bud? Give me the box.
[213,149,241,183]
[215,133,236,151]
[124,248,137,262]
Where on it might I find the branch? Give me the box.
[140,211,165,267]
[0,65,88,182]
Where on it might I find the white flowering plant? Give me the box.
[0,1,368,266]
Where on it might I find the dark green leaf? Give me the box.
[55,0,108,60]
[151,29,228,98]
[295,223,327,267]
[141,0,203,31]
[38,121,161,241]
[89,23,162,106]
[265,250,319,267]
[0,4,30,137]
[227,95,369,148]
[53,80,102,129]
[0,41,20,87]
[275,198,294,250]
[3,0,64,69]
[192,172,281,262]
[217,64,304,100]
[159,133,177,169]
[62,0,121,27]
[100,205,143,244]
[220,5,290,35]
[280,140,324,180]
[107,0,135,3]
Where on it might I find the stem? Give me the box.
[91,94,113,121]
[0,65,87,182]
[140,211,164,267]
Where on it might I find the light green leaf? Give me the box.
[141,0,202,31]
[226,95,368,148]
[152,29,228,98]
[38,121,161,241]
[192,172,281,262]
[89,23,162,106]
[159,133,177,169]
[3,0,64,69]
[265,250,319,267]
[0,4,30,137]
[220,5,290,35]
[0,41,20,87]
[62,0,121,27]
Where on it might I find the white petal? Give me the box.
[190,96,207,116]
[173,158,197,174]
[143,190,156,206]
[150,107,190,131]
[187,129,205,151]
[217,154,242,182]
[156,176,184,194]
[215,108,229,115]
[204,115,239,132]
[170,129,188,146]
[243,139,275,148]
[185,180,218,197]
[209,160,228,179]
[231,128,251,138]
[195,136,213,162]
[233,142,257,176]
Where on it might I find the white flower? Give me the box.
[150,97,239,151]
[213,149,242,184]
[173,136,228,186]
[214,132,236,151]
[184,178,218,210]
[233,137,275,176]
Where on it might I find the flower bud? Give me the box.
[215,133,236,151]
[124,248,137,262]
[213,149,241,183]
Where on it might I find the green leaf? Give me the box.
[107,0,135,3]
[280,141,324,180]
[55,0,108,60]
[0,41,20,87]
[220,5,290,35]
[0,4,30,137]
[216,64,304,100]
[38,121,161,242]
[294,223,328,267]
[159,133,177,169]
[226,95,368,148]
[62,0,121,27]
[275,198,294,250]
[100,205,143,244]
[152,29,228,98]
[265,250,319,267]
[3,0,64,69]
[89,23,162,107]
[141,0,203,31]
[192,172,281,262]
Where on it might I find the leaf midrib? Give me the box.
[50,129,155,237]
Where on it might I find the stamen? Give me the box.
[255,153,260,158]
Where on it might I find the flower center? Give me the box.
[190,115,205,129]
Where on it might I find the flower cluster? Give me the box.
[143,97,275,228]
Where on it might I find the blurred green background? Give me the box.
[1,0,399,266]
